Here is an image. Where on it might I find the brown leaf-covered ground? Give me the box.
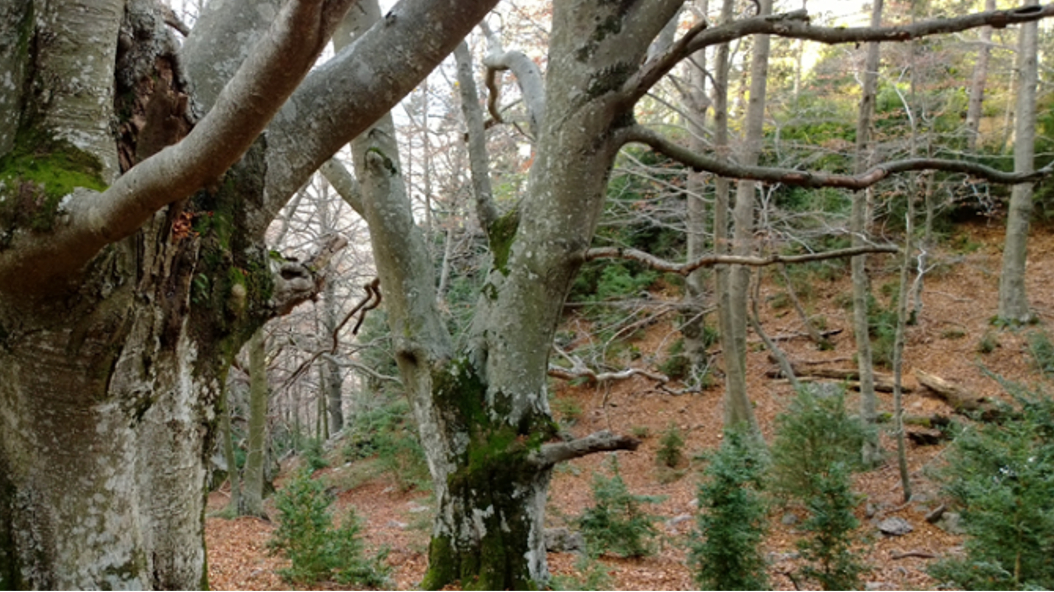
[207,221,1053,590]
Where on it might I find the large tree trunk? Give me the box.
[998,0,1038,324]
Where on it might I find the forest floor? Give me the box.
[205,219,1054,590]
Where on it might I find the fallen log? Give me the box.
[914,369,1000,420]
[768,364,913,393]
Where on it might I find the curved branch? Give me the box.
[529,430,640,468]
[621,4,1054,102]
[1,0,356,293]
[320,158,365,216]
[585,244,900,275]
[620,125,1054,190]
[479,21,546,137]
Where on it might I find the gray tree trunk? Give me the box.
[965,0,996,151]
[853,0,884,466]
[683,0,712,381]
[240,328,269,518]
[724,0,772,433]
[713,0,737,426]
[998,0,1039,324]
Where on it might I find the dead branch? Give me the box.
[769,364,914,393]
[620,125,1054,190]
[915,369,1001,419]
[530,430,640,467]
[584,243,898,275]
[891,550,937,560]
[623,4,1054,103]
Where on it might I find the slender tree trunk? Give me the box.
[221,381,243,514]
[853,0,884,466]
[965,0,996,151]
[240,328,269,517]
[683,0,712,379]
[998,0,1039,324]
[713,0,737,423]
[724,0,771,432]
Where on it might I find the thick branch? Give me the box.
[621,125,1054,189]
[262,0,501,223]
[622,4,1054,102]
[585,244,899,275]
[0,0,356,293]
[530,430,640,468]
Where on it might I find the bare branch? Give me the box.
[0,0,357,292]
[619,125,1054,189]
[621,4,1054,102]
[548,365,671,384]
[530,430,640,468]
[584,244,899,276]
[270,233,351,316]
[320,158,365,216]
[454,41,499,233]
[479,21,546,137]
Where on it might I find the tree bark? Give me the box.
[998,0,1038,324]
[853,0,884,467]
[965,0,996,151]
[724,0,771,433]
[240,328,269,518]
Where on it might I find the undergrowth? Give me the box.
[578,457,663,558]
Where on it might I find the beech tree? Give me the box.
[1,0,1053,589]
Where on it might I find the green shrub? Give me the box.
[343,398,430,492]
[301,437,329,471]
[771,386,870,590]
[928,387,1054,590]
[770,385,869,501]
[578,458,663,558]
[796,462,866,590]
[689,426,770,590]
[656,424,685,469]
[550,554,614,591]
[268,470,390,587]
[1027,330,1054,378]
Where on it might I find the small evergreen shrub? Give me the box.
[770,385,869,502]
[689,426,770,590]
[928,387,1054,590]
[656,424,685,469]
[578,458,663,558]
[549,554,614,591]
[1027,330,1054,378]
[302,437,329,471]
[771,386,870,590]
[342,398,430,492]
[268,470,390,587]
[796,462,866,590]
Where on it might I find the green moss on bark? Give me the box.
[0,130,106,242]
[423,358,555,590]
[488,210,520,276]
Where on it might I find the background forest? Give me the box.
[192,0,1054,589]
[3,0,1054,588]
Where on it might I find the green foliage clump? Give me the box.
[549,554,614,591]
[301,437,329,471]
[656,424,685,469]
[796,461,867,591]
[578,458,663,558]
[1026,330,1054,378]
[771,386,870,590]
[268,470,390,587]
[689,426,770,591]
[928,388,1054,590]
[867,293,899,370]
[342,397,430,492]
